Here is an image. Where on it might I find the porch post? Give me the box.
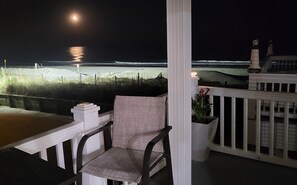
[71,103,107,185]
[167,0,192,185]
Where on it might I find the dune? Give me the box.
[196,70,248,85]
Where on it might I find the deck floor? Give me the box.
[151,151,297,185]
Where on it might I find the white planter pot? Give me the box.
[192,117,218,161]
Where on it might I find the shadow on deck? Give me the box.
[150,151,297,185]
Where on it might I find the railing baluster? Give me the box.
[263,83,268,111]
[295,84,297,115]
[243,98,248,152]
[256,100,261,154]
[277,83,281,113]
[209,95,214,117]
[269,101,275,157]
[71,137,79,173]
[284,102,289,159]
[56,143,65,169]
[220,96,225,147]
[231,97,236,149]
[40,149,48,161]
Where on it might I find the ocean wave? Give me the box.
[11,60,250,67]
[114,60,250,66]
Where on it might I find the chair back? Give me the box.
[112,95,166,152]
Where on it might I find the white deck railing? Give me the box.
[8,104,112,175]
[249,73,297,149]
[249,73,297,93]
[16,121,83,169]
[262,55,297,72]
[206,86,297,168]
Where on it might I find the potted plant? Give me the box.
[192,88,218,161]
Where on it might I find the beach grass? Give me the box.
[0,67,168,105]
[0,66,247,105]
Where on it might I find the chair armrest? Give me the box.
[146,126,172,151]
[142,126,172,178]
[76,121,113,173]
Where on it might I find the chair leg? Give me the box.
[77,172,82,185]
[164,135,174,185]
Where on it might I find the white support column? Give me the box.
[71,103,107,185]
[167,0,192,185]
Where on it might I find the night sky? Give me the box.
[1,0,297,61]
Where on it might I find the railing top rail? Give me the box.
[202,86,297,103]
[0,121,82,152]
[249,73,297,84]
[2,110,114,152]
[249,73,297,78]
[249,73,297,80]
[268,56,297,60]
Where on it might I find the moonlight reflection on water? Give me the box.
[69,46,84,62]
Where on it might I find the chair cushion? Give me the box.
[112,96,166,152]
[80,147,163,183]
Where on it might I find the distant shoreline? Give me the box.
[4,60,250,68]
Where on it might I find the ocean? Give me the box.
[0,46,249,68]
[1,46,102,66]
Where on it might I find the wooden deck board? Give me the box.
[150,151,297,185]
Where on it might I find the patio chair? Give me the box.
[76,95,174,185]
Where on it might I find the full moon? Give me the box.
[70,13,80,24]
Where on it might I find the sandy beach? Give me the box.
[4,65,249,86]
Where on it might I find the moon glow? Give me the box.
[70,13,80,24]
